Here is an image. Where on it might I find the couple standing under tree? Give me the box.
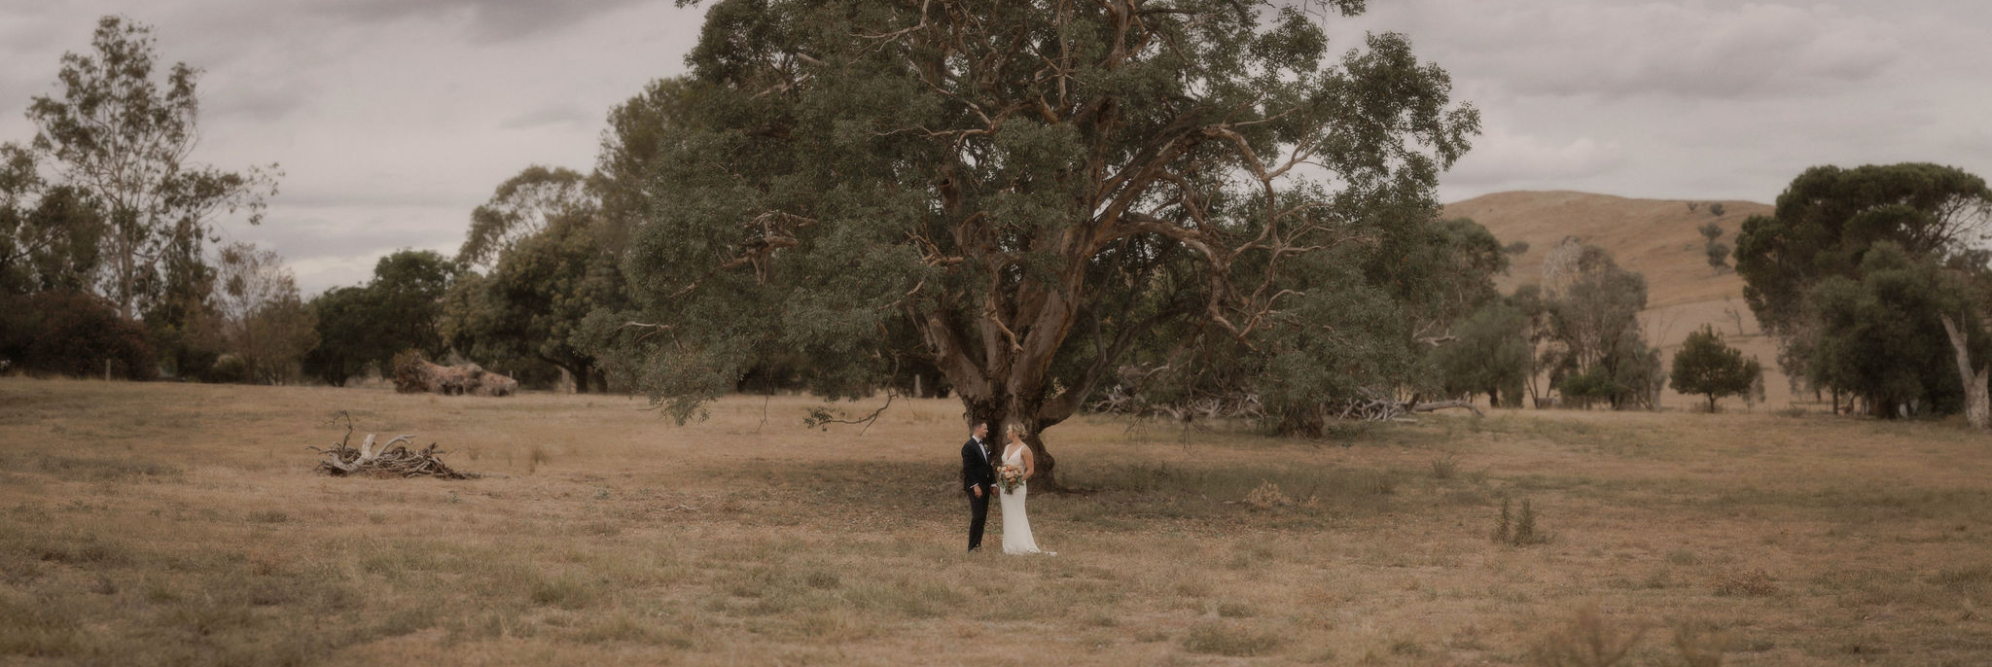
[960,421,1053,555]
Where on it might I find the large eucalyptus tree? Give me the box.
[605,0,1477,486]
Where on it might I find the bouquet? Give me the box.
[998,464,1025,494]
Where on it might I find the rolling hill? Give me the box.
[1441,191,1799,408]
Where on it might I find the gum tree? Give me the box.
[605,0,1477,487]
[26,16,278,319]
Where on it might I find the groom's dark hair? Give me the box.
[972,420,988,431]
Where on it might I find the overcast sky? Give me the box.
[3,0,1987,295]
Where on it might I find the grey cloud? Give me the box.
[501,103,592,130]
[301,0,659,42]
[1356,1,1903,100]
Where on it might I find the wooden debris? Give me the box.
[311,414,475,479]
[392,353,516,396]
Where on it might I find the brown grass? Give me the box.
[4,377,1992,665]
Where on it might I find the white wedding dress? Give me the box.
[999,446,1051,555]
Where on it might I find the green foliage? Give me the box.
[303,286,372,385]
[306,249,459,385]
[1698,221,1723,243]
[24,16,277,319]
[1539,244,1664,409]
[212,243,317,384]
[1670,324,1762,412]
[445,177,625,392]
[1434,300,1532,407]
[0,155,102,296]
[1805,243,1977,416]
[602,0,1479,459]
[2,290,154,379]
[1736,163,1991,335]
[1735,163,1992,415]
[458,166,589,272]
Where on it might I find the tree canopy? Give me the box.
[595,0,1478,486]
[25,16,278,321]
[1736,163,1991,335]
[1669,324,1761,412]
[1735,163,1992,418]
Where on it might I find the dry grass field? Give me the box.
[4,377,1992,666]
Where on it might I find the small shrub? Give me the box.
[1495,497,1548,546]
[1528,604,1645,667]
[1515,498,1541,544]
[527,445,552,474]
[529,573,599,609]
[247,510,288,524]
[1181,621,1282,657]
[1244,481,1292,508]
[803,570,841,590]
[1430,453,1460,480]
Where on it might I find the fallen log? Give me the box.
[1409,399,1486,417]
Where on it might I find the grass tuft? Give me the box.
[1181,621,1283,657]
[1528,604,1645,667]
[1713,569,1778,597]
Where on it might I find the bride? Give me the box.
[999,424,1053,556]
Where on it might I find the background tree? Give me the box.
[1433,300,1532,407]
[367,250,456,363]
[1540,245,1664,409]
[0,146,103,297]
[25,16,278,320]
[213,242,316,384]
[1699,220,1728,273]
[1670,324,1762,412]
[7,290,154,379]
[1707,203,1726,217]
[1735,163,1992,419]
[446,204,625,392]
[1804,243,1982,418]
[597,0,1478,486]
[302,250,456,386]
[458,166,589,273]
[302,286,372,385]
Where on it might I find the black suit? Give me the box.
[960,436,997,551]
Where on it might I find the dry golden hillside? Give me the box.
[1443,191,1801,408]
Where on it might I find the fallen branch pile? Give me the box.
[311,430,475,479]
[393,354,517,396]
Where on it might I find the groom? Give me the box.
[959,421,996,552]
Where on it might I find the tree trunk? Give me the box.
[1941,314,1990,431]
[1023,429,1058,491]
[1706,394,1717,413]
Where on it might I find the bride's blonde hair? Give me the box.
[1005,423,1029,439]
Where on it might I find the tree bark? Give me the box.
[1941,314,1990,431]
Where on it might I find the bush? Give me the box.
[1671,325,1762,412]
[9,290,154,379]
